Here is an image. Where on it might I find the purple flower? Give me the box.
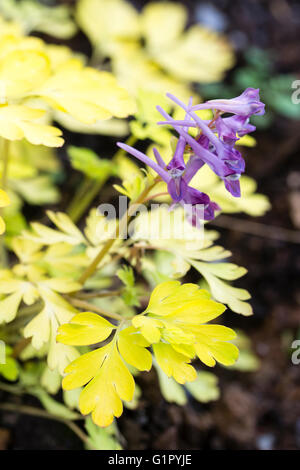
[182,187,220,222]
[192,88,265,117]
[156,103,243,197]
[116,143,171,184]
[116,142,219,222]
[166,136,187,201]
[215,116,239,146]
[117,88,265,223]
[221,115,256,137]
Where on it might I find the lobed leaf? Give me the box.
[57,312,115,346]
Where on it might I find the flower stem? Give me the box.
[78,177,159,286]
[67,176,92,219]
[0,382,24,395]
[78,238,116,285]
[74,289,123,300]
[65,296,123,321]
[68,178,103,223]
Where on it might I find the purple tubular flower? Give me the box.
[184,154,205,184]
[152,147,166,169]
[117,143,171,184]
[161,98,195,201]
[166,93,224,154]
[192,88,265,117]
[117,141,218,221]
[224,176,241,198]
[168,175,188,202]
[157,117,256,139]
[215,116,239,146]
[181,187,220,222]
[157,119,198,128]
[167,136,186,171]
[162,94,246,190]
[157,96,249,198]
[221,115,256,137]
[156,105,238,180]
[117,88,265,224]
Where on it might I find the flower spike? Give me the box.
[118,88,265,223]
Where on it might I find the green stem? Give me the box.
[64,296,123,321]
[78,238,116,286]
[68,179,104,223]
[67,135,137,223]
[67,177,92,219]
[77,177,159,287]
[74,289,123,300]
[0,382,24,395]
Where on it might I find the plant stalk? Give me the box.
[65,296,123,321]
[77,177,159,286]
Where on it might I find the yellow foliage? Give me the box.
[76,0,235,100]
[0,17,136,147]
[59,318,151,427]
[133,281,238,374]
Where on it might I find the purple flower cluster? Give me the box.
[117,88,265,223]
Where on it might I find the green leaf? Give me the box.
[124,383,141,410]
[185,371,220,402]
[0,0,77,38]
[117,265,141,307]
[141,256,173,287]
[85,417,122,450]
[244,47,273,71]
[155,364,187,405]
[265,76,300,119]
[114,171,153,201]
[3,210,27,241]
[229,331,260,372]
[40,366,61,395]
[68,146,116,181]
[19,362,44,388]
[231,350,260,372]
[13,176,60,205]
[63,388,81,411]
[234,67,264,90]
[0,346,19,381]
[153,250,190,279]
[34,389,80,420]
